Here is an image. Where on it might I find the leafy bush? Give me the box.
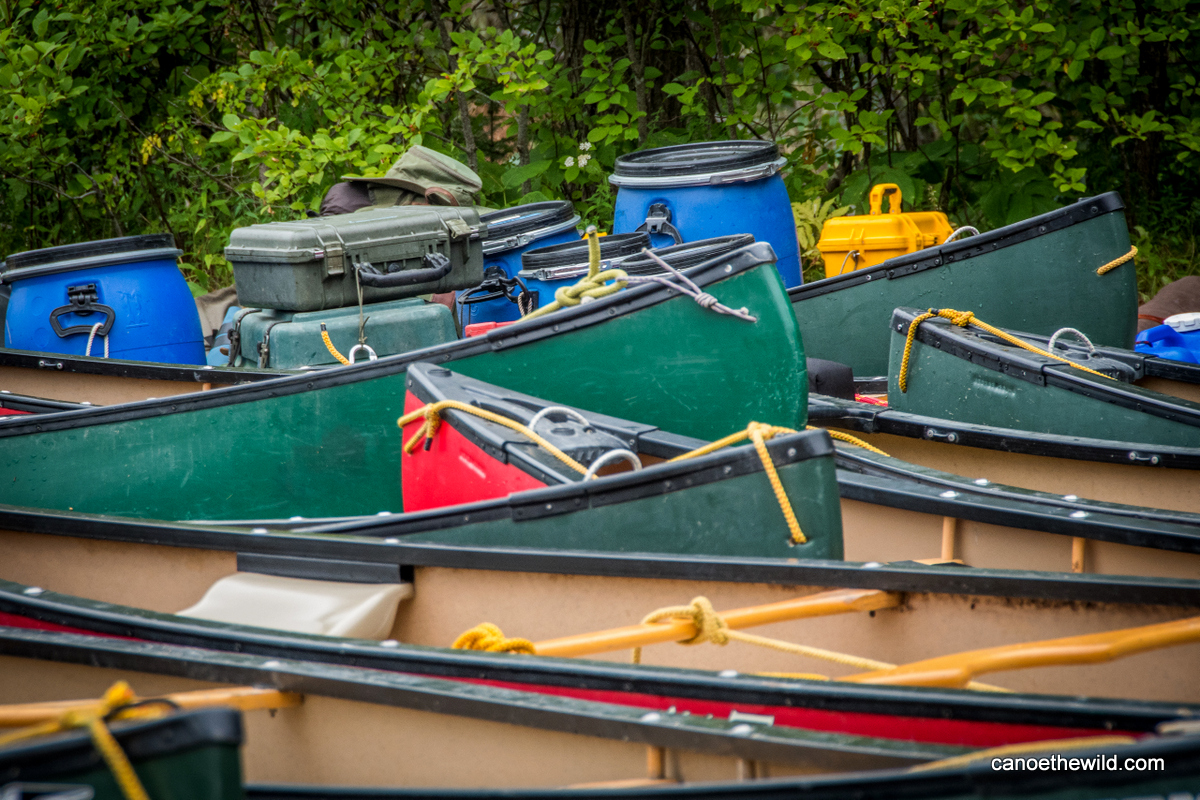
[2,0,1198,294]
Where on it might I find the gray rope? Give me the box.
[1047,327,1096,354]
[945,226,980,243]
[628,249,758,323]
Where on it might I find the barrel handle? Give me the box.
[356,252,453,288]
[49,284,116,339]
[634,203,684,245]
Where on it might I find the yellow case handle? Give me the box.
[868,183,902,215]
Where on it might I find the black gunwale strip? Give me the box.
[244,734,1200,800]
[788,193,1125,302]
[833,443,1200,530]
[0,243,776,439]
[808,393,1200,470]
[0,392,89,413]
[0,627,950,766]
[1,580,1192,731]
[3,504,1199,606]
[1143,354,1200,382]
[1046,366,1200,427]
[0,346,287,384]
[891,306,1200,429]
[835,467,1200,554]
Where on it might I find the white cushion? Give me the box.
[178,572,412,640]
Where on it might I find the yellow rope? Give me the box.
[910,735,1136,773]
[627,597,1010,691]
[1096,245,1137,275]
[523,226,628,320]
[320,322,351,366]
[400,397,889,547]
[398,400,589,474]
[897,308,1116,393]
[452,623,536,654]
[0,682,156,800]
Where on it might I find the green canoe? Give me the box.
[0,243,807,521]
[789,192,1137,377]
[886,306,1200,449]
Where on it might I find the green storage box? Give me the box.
[225,206,487,312]
[230,297,457,369]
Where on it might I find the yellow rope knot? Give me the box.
[0,681,160,800]
[898,307,1116,393]
[452,623,536,654]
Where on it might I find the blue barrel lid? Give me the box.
[618,234,755,276]
[610,141,786,188]
[480,201,579,255]
[3,234,181,283]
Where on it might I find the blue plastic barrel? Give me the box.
[615,234,755,276]
[516,232,650,311]
[610,141,802,288]
[457,201,581,327]
[3,234,206,364]
[1135,313,1200,364]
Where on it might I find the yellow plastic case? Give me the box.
[817,184,954,278]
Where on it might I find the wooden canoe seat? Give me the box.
[177,572,412,639]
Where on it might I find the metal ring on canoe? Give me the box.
[348,344,378,364]
[528,406,590,433]
[583,449,643,480]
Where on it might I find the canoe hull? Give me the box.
[789,193,1136,376]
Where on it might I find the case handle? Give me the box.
[868,184,902,215]
[49,283,116,339]
[356,252,453,288]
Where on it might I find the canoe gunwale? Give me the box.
[3,506,1200,606]
[0,243,778,441]
[891,307,1200,429]
[0,392,90,413]
[0,346,286,384]
[0,626,958,767]
[787,192,1125,303]
[1,579,1193,733]
[242,732,1200,800]
[810,394,1200,470]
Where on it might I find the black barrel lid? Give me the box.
[521,232,650,270]
[613,140,779,180]
[5,234,176,272]
[619,234,755,276]
[480,201,576,239]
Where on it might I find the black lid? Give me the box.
[522,232,650,270]
[480,201,576,238]
[5,234,176,272]
[619,234,755,275]
[613,140,779,179]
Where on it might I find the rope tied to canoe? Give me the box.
[0,681,161,800]
[85,321,109,359]
[1096,245,1137,275]
[630,596,896,669]
[398,399,589,474]
[320,322,351,365]
[522,228,756,322]
[897,308,1116,393]
[452,622,536,654]
[400,396,890,546]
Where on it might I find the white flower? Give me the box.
[564,156,575,167]
[577,153,591,167]
[579,141,593,152]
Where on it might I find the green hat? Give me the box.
[343,145,482,206]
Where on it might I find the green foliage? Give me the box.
[791,197,850,283]
[1,0,1198,293]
